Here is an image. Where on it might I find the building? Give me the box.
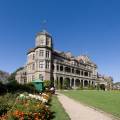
[16,30,113,90]
[113,82,120,90]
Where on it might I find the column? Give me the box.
[63,66,65,73]
[70,78,72,87]
[74,79,76,88]
[83,80,84,87]
[79,78,81,87]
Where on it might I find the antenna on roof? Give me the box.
[41,20,47,31]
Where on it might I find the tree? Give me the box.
[8,67,24,82]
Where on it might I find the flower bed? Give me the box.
[0,92,53,120]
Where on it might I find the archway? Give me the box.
[71,78,74,87]
[100,84,105,91]
[59,77,63,89]
[64,78,70,89]
[75,79,80,87]
[81,80,83,87]
[84,80,88,87]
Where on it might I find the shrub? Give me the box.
[44,80,51,88]
[0,92,53,120]
[63,79,70,89]
[0,93,17,116]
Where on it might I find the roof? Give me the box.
[36,30,51,37]
[32,79,44,83]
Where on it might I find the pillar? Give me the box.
[74,79,76,88]
[83,80,84,87]
[69,78,71,87]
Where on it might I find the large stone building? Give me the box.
[16,30,113,90]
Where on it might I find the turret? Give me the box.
[35,30,53,49]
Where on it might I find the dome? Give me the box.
[36,30,51,37]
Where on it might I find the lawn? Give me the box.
[61,90,120,118]
[51,95,70,120]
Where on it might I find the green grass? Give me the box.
[51,95,70,120]
[61,90,120,118]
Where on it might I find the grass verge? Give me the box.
[61,90,120,118]
[50,95,70,120]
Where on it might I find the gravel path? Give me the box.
[57,93,116,120]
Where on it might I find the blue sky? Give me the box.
[0,0,120,82]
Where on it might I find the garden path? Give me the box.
[57,93,116,120]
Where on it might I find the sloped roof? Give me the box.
[32,79,43,83]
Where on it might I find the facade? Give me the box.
[16,30,113,89]
[15,67,27,84]
[113,82,120,90]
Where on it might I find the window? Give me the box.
[46,39,49,46]
[40,40,44,45]
[85,72,88,76]
[36,61,38,69]
[33,54,35,60]
[39,74,43,80]
[32,63,35,70]
[72,68,74,73]
[76,70,80,75]
[60,66,63,71]
[57,65,59,71]
[81,71,83,76]
[36,51,38,56]
[32,75,34,80]
[46,61,49,69]
[39,50,44,57]
[39,61,44,68]
[52,64,54,70]
[46,51,49,58]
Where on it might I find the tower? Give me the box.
[34,30,53,81]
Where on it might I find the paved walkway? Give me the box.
[57,93,116,120]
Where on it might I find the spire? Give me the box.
[41,20,47,32]
[36,20,51,37]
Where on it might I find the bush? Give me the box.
[63,79,71,89]
[0,93,17,116]
[3,81,37,94]
[0,92,53,120]
[44,80,51,88]
[0,104,10,116]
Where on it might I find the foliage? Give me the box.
[0,92,53,120]
[58,80,61,89]
[63,79,69,89]
[44,80,51,88]
[0,82,7,94]
[0,80,37,95]
[7,67,24,82]
[88,86,95,90]
[0,93,18,116]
